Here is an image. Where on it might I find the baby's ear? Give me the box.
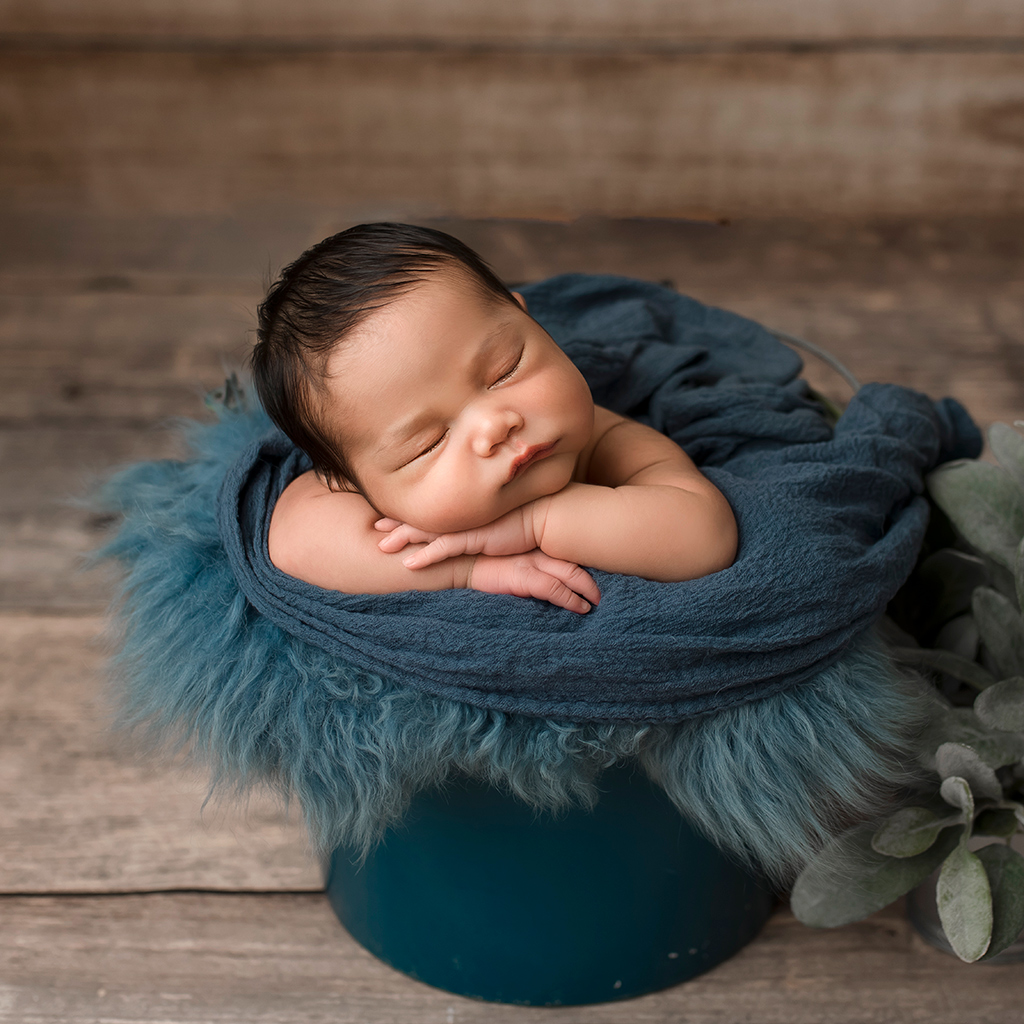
[511,290,528,312]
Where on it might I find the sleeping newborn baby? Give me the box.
[252,223,737,614]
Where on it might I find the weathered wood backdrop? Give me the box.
[1,0,1023,219]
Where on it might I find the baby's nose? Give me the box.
[471,407,523,455]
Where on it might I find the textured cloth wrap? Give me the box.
[218,274,980,723]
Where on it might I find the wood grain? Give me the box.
[0,613,321,893]
[0,290,254,610]
[0,426,182,612]
[0,292,254,424]
[1,894,1021,1023]
[3,50,1024,219]
[1,0,1021,44]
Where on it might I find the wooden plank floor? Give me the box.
[2,216,1023,1021]
[0,893,1019,1024]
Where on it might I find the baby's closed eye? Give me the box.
[411,431,447,462]
[489,348,523,388]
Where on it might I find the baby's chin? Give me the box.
[398,457,578,533]
[411,504,517,534]
[408,483,567,534]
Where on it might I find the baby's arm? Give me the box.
[387,411,737,582]
[268,471,599,612]
[534,413,737,579]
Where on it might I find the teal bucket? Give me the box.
[325,764,774,1006]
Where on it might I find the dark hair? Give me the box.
[251,222,517,490]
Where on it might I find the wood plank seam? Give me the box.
[0,888,325,897]
[1,33,1024,54]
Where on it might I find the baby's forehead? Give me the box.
[339,286,517,364]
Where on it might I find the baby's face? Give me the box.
[321,268,594,533]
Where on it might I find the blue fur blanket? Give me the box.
[219,274,979,721]
[97,274,979,875]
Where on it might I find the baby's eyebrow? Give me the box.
[376,410,437,459]
[472,317,518,369]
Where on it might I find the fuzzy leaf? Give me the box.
[935,743,1004,802]
[977,845,1024,960]
[1017,537,1024,617]
[971,733,1024,769]
[917,705,1024,771]
[974,808,1021,838]
[940,775,975,816]
[927,461,1024,573]
[934,614,980,661]
[974,677,1024,734]
[990,423,1024,498]
[791,825,962,928]
[972,587,1024,679]
[872,806,951,857]
[892,647,996,692]
[937,844,993,962]
[982,555,1022,607]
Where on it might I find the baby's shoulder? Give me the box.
[591,404,626,438]
[268,470,378,584]
[582,406,693,487]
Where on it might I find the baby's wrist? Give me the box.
[454,554,477,591]
[525,495,552,548]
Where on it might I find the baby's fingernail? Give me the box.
[580,601,591,613]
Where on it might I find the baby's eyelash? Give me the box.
[414,431,447,461]
[490,350,523,387]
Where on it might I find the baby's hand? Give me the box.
[468,551,600,614]
[376,507,538,568]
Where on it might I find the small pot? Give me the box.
[325,763,774,1006]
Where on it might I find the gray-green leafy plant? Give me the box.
[791,422,1024,962]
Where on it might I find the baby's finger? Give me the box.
[402,533,468,568]
[536,555,601,606]
[373,518,404,532]
[379,524,441,552]
[524,567,592,614]
[378,533,409,553]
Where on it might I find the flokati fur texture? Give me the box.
[95,401,928,880]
